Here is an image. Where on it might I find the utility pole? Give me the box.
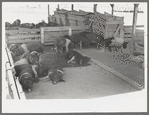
[71,4,74,11]
[131,4,139,54]
[57,4,59,10]
[110,4,114,16]
[93,4,97,13]
[48,5,50,23]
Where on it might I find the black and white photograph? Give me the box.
[2,2,147,113]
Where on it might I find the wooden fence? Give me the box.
[6,28,41,44]
[4,25,144,99]
[124,25,144,39]
[5,25,144,55]
[123,25,144,55]
[5,46,26,99]
[41,26,84,45]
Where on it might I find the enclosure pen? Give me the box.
[4,3,145,100]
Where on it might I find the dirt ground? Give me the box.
[25,45,140,99]
[25,61,138,99]
[78,46,144,87]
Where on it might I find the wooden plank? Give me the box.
[5,47,14,67]
[6,47,26,99]
[120,24,124,38]
[44,42,54,45]
[5,48,19,99]
[105,24,108,39]
[6,32,40,36]
[43,26,69,31]
[113,25,120,37]
[124,29,132,33]
[45,32,67,39]
[8,39,41,44]
[124,34,132,38]
[41,28,44,44]
[44,36,56,41]
[5,28,40,33]
[106,21,124,24]
[3,72,10,99]
[15,79,26,99]
[43,26,83,32]
[45,40,55,42]
[135,43,144,49]
[7,35,41,39]
[76,50,144,90]
[124,25,144,28]
[68,28,72,36]
[6,68,19,99]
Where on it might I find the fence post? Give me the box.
[41,28,45,44]
[68,28,72,36]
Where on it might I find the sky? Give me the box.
[2,2,147,25]
[3,2,146,14]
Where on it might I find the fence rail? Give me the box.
[5,46,26,100]
[123,25,144,55]
[6,28,41,44]
[5,25,144,54]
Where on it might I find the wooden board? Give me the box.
[6,28,40,34]
[7,39,41,44]
[5,47,26,99]
[7,34,40,39]
[43,26,83,32]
